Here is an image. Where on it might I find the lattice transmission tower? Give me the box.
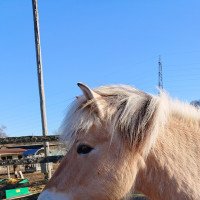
[158,55,163,90]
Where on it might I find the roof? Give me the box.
[23,148,42,156]
[0,148,26,155]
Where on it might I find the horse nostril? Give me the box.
[77,144,94,154]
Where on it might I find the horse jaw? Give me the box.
[38,189,71,200]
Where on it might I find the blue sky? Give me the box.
[0,0,200,136]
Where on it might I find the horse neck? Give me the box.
[135,110,200,200]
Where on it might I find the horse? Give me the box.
[38,83,200,200]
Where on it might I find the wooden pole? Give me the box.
[32,0,51,179]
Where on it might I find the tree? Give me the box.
[190,100,200,108]
[0,125,7,138]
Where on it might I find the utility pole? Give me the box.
[158,55,163,91]
[32,0,51,179]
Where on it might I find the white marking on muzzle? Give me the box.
[38,189,71,200]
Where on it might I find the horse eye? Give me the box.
[77,144,93,155]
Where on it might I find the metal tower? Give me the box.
[158,55,163,90]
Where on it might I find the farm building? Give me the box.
[0,148,26,176]
[0,147,46,174]
[0,148,26,160]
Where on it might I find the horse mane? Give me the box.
[169,97,200,123]
[60,85,179,156]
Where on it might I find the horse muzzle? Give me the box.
[38,189,71,200]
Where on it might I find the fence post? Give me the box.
[32,0,51,179]
[7,165,10,179]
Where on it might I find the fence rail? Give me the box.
[0,135,59,145]
[0,155,63,166]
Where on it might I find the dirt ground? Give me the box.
[0,171,45,194]
[23,172,45,193]
[0,163,59,195]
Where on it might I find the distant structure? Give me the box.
[158,55,163,91]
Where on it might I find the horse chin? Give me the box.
[38,189,71,200]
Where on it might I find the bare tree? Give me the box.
[0,125,7,138]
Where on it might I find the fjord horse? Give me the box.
[38,83,200,200]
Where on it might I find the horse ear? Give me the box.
[77,82,99,100]
[77,82,104,117]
